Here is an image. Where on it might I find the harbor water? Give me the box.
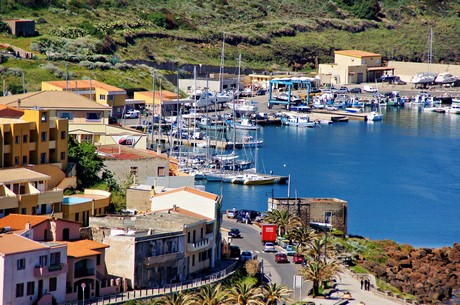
[199,106,460,248]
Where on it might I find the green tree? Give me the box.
[287,227,318,252]
[261,282,293,305]
[152,291,193,305]
[303,236,335,262]
[264,209,301,237]
[299,260,342,297]
[68,136,105,189]
[224,281,264,305]
[188,283,227,305]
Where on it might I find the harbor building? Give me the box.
[318,50,395,85]
[268,197,348,235]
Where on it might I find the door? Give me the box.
[38,280,43,298]
[357,73,363,84]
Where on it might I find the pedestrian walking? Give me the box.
[360,279,364,290]
[364,279,369,291]
[366,279,371,291]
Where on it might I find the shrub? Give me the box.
[244,259,260,277]
[114,62,133,70]
[94,62,112,70]
[79,60,95,70]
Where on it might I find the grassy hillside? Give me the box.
[0,0,459,92]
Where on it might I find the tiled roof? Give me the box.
[60,239,109,258]
[43,80,126,93]
[0,105,24,118]
[136,90,177,101]
[153,186,219,201]
[0,233,47,255]
[0,91,110,110]
[0,214,49,231]
[0,168,50,184]
[335,50,381,58]
[97,144,167,160]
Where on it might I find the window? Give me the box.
[15,135,20,144]
[60,131,66,140]
[17,258,25,270]
[40,153,46,164]
[130,167,138,177]
[15,156,20,165]
[60,152,66,160]
[75,212,79,222]
[58,112,74,120]
[187,232,191,243]
[62,228,70,241]
[22,156,27,164]
[200,227,203,238]
[27,281,35,296]
[99,94,106,100]
[49,277,57,292]
[107,94,114,101]
[39,255,48,267]
[23,134,28,143]
[86,112,101,121]
[192,254,195,267]
[50,252,61,266]
[21,208,26,214]
[157,167,166,177]
[97,254,101,265]
[41,131,47,142]
[16,283,24,297]
[325,211,332,224]
[41,112,47,122]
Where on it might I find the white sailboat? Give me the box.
[412,28,437,88]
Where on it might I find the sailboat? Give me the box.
[412,28,437,88]
[367,82,383,122]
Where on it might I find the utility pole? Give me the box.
[151,70,156,150]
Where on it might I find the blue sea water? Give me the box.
[199,107,460,248]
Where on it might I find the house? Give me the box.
[0,91,148,149]
[41,80,127,117]
[178,73,241,94]
[0,233,68,305]
[133,90,181,115]
[318,50,395,85]
[5,19,36,37]
[62,190,111,226]
[268,197,348,235]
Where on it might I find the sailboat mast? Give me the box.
[151,70,156,150]
[219,33,225,93]
[428,27,433,71]
[232,54,241,172]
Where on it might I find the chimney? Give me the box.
[173,204,177,211]
[17,99,21,109]
[25,221,32,230]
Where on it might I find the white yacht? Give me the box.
[412,72,437,87]
[435,72,457,85]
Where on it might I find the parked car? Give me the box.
[226,209,237,218]
[240,251,253,262]
[333,86,349,94]
[284,244,296,256]
[310,87,322,94]
[236,214,251,224]
[293,253,305,264]
[263,242,276,252]
[350,87,362,94]
[363,85,377,93]
[255,89,267,95]
[124,110,140,119]
[229,245,241,258]
[275,252,289,263]
[228,228,241,238]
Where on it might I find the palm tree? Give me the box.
[299,260,342,297]
[261,282,293,305]
[188,283,227,305]
[223,281,264,305]
[151,291,193,305]
[265,209,301,237]
[287,227,318,252]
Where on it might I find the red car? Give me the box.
[293,253,305,264]
[275,252,288,263]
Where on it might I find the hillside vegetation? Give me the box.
[0,0,459,92]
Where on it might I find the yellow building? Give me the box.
[318,50,394,85]
[133,90,178,115]
[0,91,147,149]
[41,80,127,116]
[0,108,69,169]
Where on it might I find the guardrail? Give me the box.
[62,261,238,305]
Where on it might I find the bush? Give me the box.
[114,62,133,70]
[94,62,112,70]
[79,60,95,69]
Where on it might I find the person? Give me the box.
[360,279,364,290]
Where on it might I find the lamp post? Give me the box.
[81,283,86,305]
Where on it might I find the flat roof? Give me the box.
[97,144,168,160]
[43,80,126,93]
[0,91,110,111]
[335,50,381,58]
[0,168,50,184]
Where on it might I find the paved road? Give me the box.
[222,218,406,305]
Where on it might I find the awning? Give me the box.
[367,66,395,71]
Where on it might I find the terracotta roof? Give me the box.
[0,233,47,255]
[0,91,110,110]
[335,50,381,58]
[43,80,126,93]
[0,105,24,118]
[0,214,49,231]
[169,207,212,221]
[136,90,177,101]
[0,168,50,184]
[97,144,167,160]
[60,239,109,258]
[153,186,219,201]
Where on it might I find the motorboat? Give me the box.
[412,72,437,87]
[447,104,460,114]
[423,106,447,113]
[366,111,383,122]
[189,90,217,108]
[231,174,275,185]
[226,99,259,115]
[226,116,260,130]
[345,107,363,113]
[226,136,263,149]
[435,72,457,85]
[281,115,315,128]
[196,117,227,131]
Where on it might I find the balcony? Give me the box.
[144,252,184,267]
[0,195,19,209]
[38,188,63,204]
[34,263,68,278]
[74,268,95,278]
[187,238,210,252]
[49,140,56,149]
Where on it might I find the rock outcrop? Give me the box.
[361,242,460,303]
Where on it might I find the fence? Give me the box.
[62,261,238,305]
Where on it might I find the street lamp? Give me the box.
[81,283,86,305]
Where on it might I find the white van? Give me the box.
[363,85,377,93]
